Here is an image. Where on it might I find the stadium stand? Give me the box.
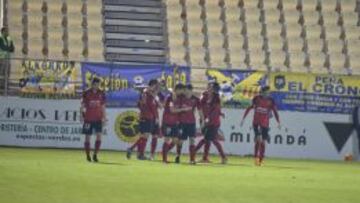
[5,0,104,91]
[166,0,360,75]
[103,0,166,64]
[2,0,360,95]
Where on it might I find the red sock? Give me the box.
[94,140,101,155]
[139,137,148,157]
[203,141,210,160]
[254,141,260,158]
[212,140,226,159]
[176,144,182,156]
[150,137,158,155]
[162,142,169,162]
[195,138,206,152]
[259,142,266,161]
[84,142,90,157]
[190,144,196,162]
[136,138,142,152]
[130,138,142,151]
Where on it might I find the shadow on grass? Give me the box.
[96,158,310,170]
[96,161,126,166]
[262,164,310,170]
[150,159,253,167]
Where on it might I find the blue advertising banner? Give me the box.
[206,69,268,108]
[81,63,190,107]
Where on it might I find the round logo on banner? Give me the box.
[114,111,140,143]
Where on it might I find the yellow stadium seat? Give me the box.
[347,39,360,55]
[188,33,204,49]
[289,52,306,72]
[248,36,263,52]
[190,48,207,67]
[263,0,277,10]
[343,12,359,27]
[328,39,344,54]
[283,10,299,25]
[303,11,318,26]
[322,11,338,26]
[228,35,244,50]
[324,25,341,40]
[267,23,281,38]
[187,19,203,35]
[309,52,325,71]
[169,47,185,64]
[321,0,337,11]
[271,50,286,71]
[303,0,317,11]
[246,22,262,37]
[264,9,279,23]
[268,36,283,52]
[330,54,347,74]
[209,49,226,68]
[226,21,242,36]
[206,19,223,34]
[307,38,323,53]
[245,7,260,23]
[225,7,240,21]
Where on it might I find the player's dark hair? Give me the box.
[186,84,193,90]
[148,79,159,87]
[1,27,7,33]
[174,83,184,90]
[261,86,270,92]
[92,77,100,84]
[212,82,220,92]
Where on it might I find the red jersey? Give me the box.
[179,95,201,124]
[204,93,221,127]
[138,89,158,121]
[243,95,280,128]
[82,89,106,122]
[162,94,179,125]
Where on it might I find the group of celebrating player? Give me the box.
[80,77,281,166]
[126,79,227,164]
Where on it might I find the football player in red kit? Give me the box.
[127,82,164,160]
[127,79,160,160]
[176,84,203,164]
[194,82,211,160]
[241,86,281,166]
[201,82,227,164]
[80,78,106,162]
[161,84,188,163]
[195,82,225,163]
[148,85,165,160]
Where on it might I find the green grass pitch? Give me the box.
[0,147,360,203]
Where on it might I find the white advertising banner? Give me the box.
[0,96,358,160]
[0,97,84,148]
[0,96,132,150]
[221,109,357,160]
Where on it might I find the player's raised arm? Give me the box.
[140,90,148,106]
[80,91,87,123]
[196,98,204,125]
[169,84,187,113]
[241,98,256,126]
[271,99,281,129]
[101,91,107,124]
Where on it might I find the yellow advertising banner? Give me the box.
[269,72,360,114]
